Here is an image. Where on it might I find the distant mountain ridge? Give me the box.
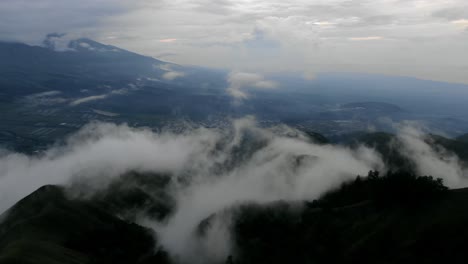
[0,35,230,101]
[2,35,468,141]
[0,38,166,98]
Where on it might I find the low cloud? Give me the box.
[159,64,186,81]
[227,72,278,99]
[0,118,467,264]
[70,94,108,106]
[163,71,185,81]
[0,117,383,263]
[42,33,77,51]
[24,90,68,106]
[69,87,135,106]
[0,121,214,214]
[397,124,468,188]
[28,90,62,98]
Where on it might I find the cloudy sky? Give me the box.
[1,0,467,83]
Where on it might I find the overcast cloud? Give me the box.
[1,0,467,83]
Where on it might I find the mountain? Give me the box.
[2,169,468,264]
[347,132,412,170]
[428,134,468,164]
[0,36,232,153]
[0,38,225,101]
[3,35,468,154]
[231,172,468,264]
[0,185,170,264]
[456,133,468,143]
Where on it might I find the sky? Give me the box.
[0,0,467,83]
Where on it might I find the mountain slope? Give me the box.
[232,174,468,264]
[0,37,228,102]
[0,40,167,99]
[1,170,468,264]
[0,185,169,264]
